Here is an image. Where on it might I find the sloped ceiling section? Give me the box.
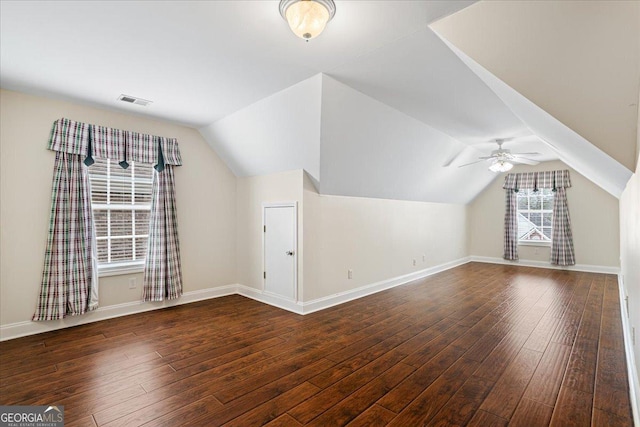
[430,0,640,173]
[319,75,495,204]
[200,75,322,180]
[439,38,632,198]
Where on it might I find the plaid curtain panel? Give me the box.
[33,152,98,321]
[502,170,575,265]
[551,187,576,265]
[143,164,183,301]
[503,189,519,260]
[35,118,183,320]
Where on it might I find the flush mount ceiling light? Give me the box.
[489,159,514,173]
[279,0,336,41]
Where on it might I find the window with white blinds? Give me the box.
[88,157,153,274]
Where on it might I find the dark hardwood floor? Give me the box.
[0,263,634,426]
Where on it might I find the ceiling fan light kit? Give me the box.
[279,0,336,41]
[489,159,514,173]
[457,138,541,172]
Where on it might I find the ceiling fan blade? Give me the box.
[457,159,487,168]
[442,146,467,167]
[513,157,540,165]
[512,152,541,156]
[478,156,494,159]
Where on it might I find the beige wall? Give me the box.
[0,89,237,326]
[468,160,620,268]
[236,170,304,293]
[303,173,468,301]
[432,1,639,172]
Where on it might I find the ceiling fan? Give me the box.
[458,139,540,172]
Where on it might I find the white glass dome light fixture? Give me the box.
[279,0,336,41]
[489,159,514,173]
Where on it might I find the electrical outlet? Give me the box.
[348,269,353,280]
[422,254,426,262]
[129,278,137,289]
[412,259,417,266]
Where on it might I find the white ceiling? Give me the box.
[0,0,630,203]
[0,0,472,127]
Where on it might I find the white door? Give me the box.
[263,204,297,301]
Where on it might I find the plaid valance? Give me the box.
[503,170,571,192]
[48,118,182,170]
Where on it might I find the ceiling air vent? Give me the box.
[118,94,152,107]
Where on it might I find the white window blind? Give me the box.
[88,157,153,274]
[517,188,553,244]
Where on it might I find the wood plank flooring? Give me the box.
[0,263,633,426]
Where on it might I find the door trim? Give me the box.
[262,201,298,302]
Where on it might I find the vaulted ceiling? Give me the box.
[1,1,637,203]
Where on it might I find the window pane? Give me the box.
[135,237,147,260]
[110,179,132,204]
[94,210,108,237]
[135,210,150,234]
[90,157,109,179]
[530,196,541,210]
[135,163,154,180]
[543,195,554,210]
[97,239,108,263]
[90,179,108,204]
[111,238,133,262]
[543,213,552,227]
[530,213,541,226]
[135,181,153,203]
[517,195,528,210]
[543,227,552,239]
[111,210,133,236]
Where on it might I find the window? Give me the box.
[517,188,553,245]
[88,157,154,275]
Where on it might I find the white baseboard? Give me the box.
[237,285,304,314]
[0,285,238,342]
[299,257,471,314]
[618,274,640,426]
[469,256,620,275]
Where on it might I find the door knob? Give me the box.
[286,251,294,256]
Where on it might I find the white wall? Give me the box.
[236,170,304,293]
[199,74,322,181]
[0,89,237,329]
[303,172,468,301]
[319,75,493,204]
[468,160,620,268]
[619,92,640,395]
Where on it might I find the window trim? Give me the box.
[517,240,551,247]
[98,261,144,277]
